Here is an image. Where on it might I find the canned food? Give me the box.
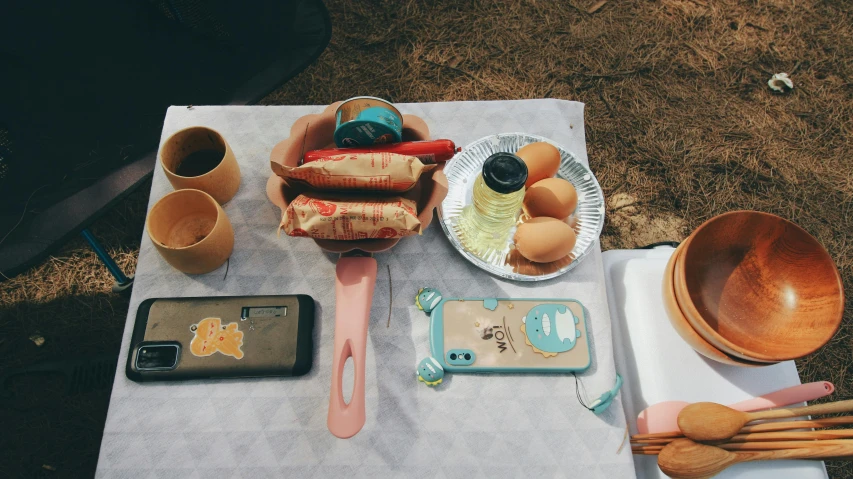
[334,96,404,147]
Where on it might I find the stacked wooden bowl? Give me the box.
[663,211,844,367]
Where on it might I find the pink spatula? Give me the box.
[636,381,834,434]
[327,256,377,439]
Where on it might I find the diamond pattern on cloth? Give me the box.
[96,101,635,478]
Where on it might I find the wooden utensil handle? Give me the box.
[635,429,853,446]
[632,446,662,455]
[632,414,853,441]
[733,429,853,442]
[727,440,853,451]
[750,399,853,421]
[744,442,853,462]
[741,417,853,433]
[631,431,683,441]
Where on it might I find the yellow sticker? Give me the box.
[190,318,244,359]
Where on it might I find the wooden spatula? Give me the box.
[658,438,853,479]
[678,398,853,442]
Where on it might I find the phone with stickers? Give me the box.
[417,289,591,376]
[126,295,314,382]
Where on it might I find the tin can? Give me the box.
[334,96,404,147]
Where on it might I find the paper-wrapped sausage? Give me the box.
[281,194,421,240]
[272,152,435,192]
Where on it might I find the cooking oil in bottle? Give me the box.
[458,152,528,259]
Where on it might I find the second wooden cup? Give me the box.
[147,189,234,274]
[160,126,241,204]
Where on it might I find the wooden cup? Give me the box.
[160,126,241,204]
[147,189,234,274]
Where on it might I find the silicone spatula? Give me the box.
[636,381,834,434]
[327,255,378,439]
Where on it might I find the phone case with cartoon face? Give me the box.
[428,298,591,373]
[126,295,314,382]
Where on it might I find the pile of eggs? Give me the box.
[512,142,578,263]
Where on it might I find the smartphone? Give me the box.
[427,297,591,373]
[126,295,314,382]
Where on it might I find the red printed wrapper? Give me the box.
[281,195,421,240]
[273,152,435,192]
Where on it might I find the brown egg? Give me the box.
[515,142,561,187]
[513,217,577,263]
[523,178,578,220]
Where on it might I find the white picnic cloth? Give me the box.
[96,100,635,478]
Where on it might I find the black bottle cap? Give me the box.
[482,152,528,194]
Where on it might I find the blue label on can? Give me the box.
[334,104,403,147]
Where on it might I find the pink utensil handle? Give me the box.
[729,381,835,412]
[328,256,377,439]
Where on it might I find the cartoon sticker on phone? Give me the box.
[520,304,581,358]
[189,317,244,359]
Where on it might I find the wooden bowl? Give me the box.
[675,211,844,362]
[673,237,777,364]
[266,102,448,253]
[662,244,768,367]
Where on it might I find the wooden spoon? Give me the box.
[658,438,853,479]
[632,416,853,442]
[677,399,853,442]
[636,381,834,434]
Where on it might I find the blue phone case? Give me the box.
[426,297,592,374]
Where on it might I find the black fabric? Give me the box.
[0,0,331,277]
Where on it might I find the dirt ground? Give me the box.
[2,0,852,477]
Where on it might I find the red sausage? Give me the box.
[303,139,460,164]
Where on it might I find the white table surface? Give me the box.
[96,100,636,478]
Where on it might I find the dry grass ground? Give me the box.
[2,0,852,477]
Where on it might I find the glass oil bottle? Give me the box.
[457,152,528,260]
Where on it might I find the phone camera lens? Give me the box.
[449,353,457,360]
[136,344,180,371]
